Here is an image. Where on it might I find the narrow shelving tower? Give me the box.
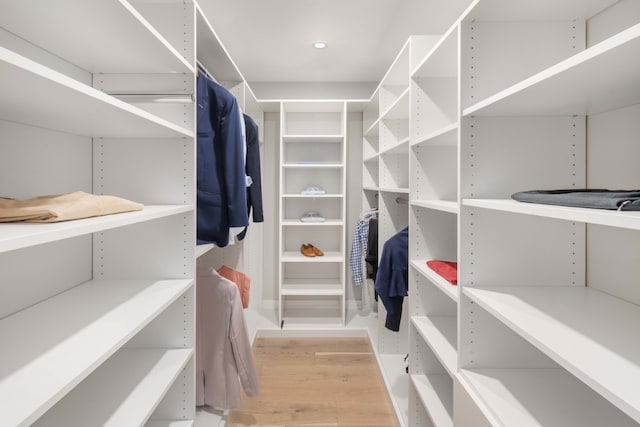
[407,21,460,427]
[278,101,348,327]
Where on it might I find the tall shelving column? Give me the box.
[407,23,460,427]
[454,1,640,426]
[361,35,441,427]
[376,38,411,357]
[0,0,196,426]
[372,39,412,426]
[278,101,347,327]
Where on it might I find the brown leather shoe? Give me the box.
[308,243,324,256]
[300,243,316,257]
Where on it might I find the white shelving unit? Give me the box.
[278,101,347,327]
[456,1,640,425]
[405,21,461,427]
[354,0,640,426]
[377,38,413,358]
[361,35,446,427]
[0,1,196,425]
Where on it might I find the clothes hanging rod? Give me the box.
[196,60,219,83]
[396,197,409,205]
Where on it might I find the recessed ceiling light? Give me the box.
[313,41,327,49]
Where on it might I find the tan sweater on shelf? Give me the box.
[0,191,144,223]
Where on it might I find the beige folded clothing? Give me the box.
[0,191,144,223]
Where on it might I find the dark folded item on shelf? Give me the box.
[426,260,458,285]
[511,189,640,211]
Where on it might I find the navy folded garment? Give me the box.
[511,189,640,211]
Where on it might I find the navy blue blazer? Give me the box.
[237,114,264,240]
[374,227,409,332]
[196,75,248,247]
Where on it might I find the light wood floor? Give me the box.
[228,337,400,427]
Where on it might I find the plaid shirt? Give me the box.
[350,212,376,285]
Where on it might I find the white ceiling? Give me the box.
[197,0,471,88]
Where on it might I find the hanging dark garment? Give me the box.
[196,74,248,246]
[375,227,408,332]
[237,114,264,240]
[365,217,379,280]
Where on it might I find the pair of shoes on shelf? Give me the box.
[301,185,325,195]
[300,243,324,257]
[300,211,325,223]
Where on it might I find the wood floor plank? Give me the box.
[228,337,399,427]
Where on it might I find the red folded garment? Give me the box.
[426,260,458,285]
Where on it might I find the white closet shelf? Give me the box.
[363,153,380,163]
[281,282,344,296]
[363,95,379,122]
[412,316,458,376]
[411,123,458,147]
[410,260,458,302]
[0,47,193,138]
[364,134,379,144]
[146,421,194,427]
[410,200,459,215]
[363,186,380,192]
[463,198,640,230]
[281,314,344,328]
[412,23,458,79]
[464,286,640,422]
[379,187,410,194]
[363,121,378,135]
[380,137,410,156]
[195,243,214,259]
[281,251,343,262]
[282,163,344,169]
[33,348,193,427]
[457,369,638,427]
[410,374,453,427]
[281,219,344,226]
[282,194,344,199]
[463,0,617,22]
[381,39,411,88]
[0,205,193,253]
[379,85,410,118]
[463,23,640,117]
[364,119,381,137]
[0,278,193,427]
[282,134,344,141]
[380,88,410,120]
[0,0,192,74]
